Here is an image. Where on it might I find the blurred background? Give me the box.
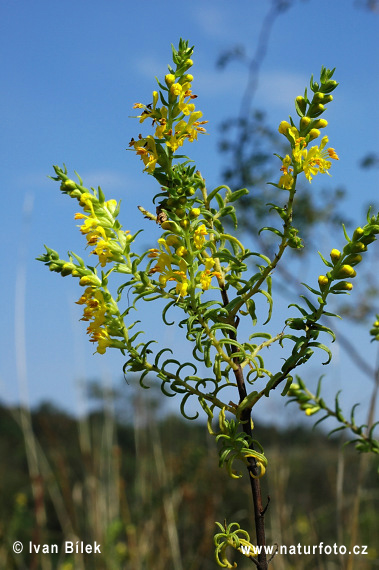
[1,0,378,568]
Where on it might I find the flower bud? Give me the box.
[175,208,186,218]
[323,80,338,92]
[165,235,180,247]
[61,262,76,276]
[318,275,329,290]
[161,221,177,232]
[79,275,101,287]
[361,234,376,245]
[61,179,77,191]
[323,94,333,104]
[334,264,356,279]
[180,219,190,229]
[343,254,362,266]
[313,92,325,103]
[330,281,353,291]
[105,199,117,214]
[305,406,321,416]
[344,241,367,254]
[352,227,364,240]
[165,74,176,86]
[330,249,341,264]
[313,119,328,129]
[300,116,312,131]
[184,58,193,69]
[308,129,321,141]
[278,121,291,135]
[308,103,325,117]
[295,96,307,114]
[190,208,200,218]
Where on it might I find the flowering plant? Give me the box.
[38,40,378,568]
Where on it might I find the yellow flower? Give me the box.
[178,85,196,116]
[170,83,183,97]
[175,274,189,297]
[200,270,212,290]
[166,110,208,151]
[91,328,112,354]
[155,120,167,138]
[295,136,339,182]
[149,241,190,297]
[278,155,294,190]
[193,224,208,249]
[133,135,159,173]
[91,239,114,267]
[176,246,188,257]
[76,288,115,354]
[79,192,96,210]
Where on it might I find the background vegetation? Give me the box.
[1,381,378,569]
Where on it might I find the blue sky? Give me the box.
[1,0,378,425]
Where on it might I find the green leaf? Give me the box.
[288,303,308,317]
[162,300,176,326]
[154,347,173,367]
[301,282,322,296]
[227,188,249,202]
[258,226,284,238]
[318,251,333,268]
[211,322,238,336]
[258,289,273,325]
[308,342,332,364]
[300,295,317,313]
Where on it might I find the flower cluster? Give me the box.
[148,224,222,299]
[278,126,339,185]
[277,66,339,187]
[76,286,126,354]
[130,40,207,173]
[76,287,112,354]
[70,189,132,268]
[317,225,376,294]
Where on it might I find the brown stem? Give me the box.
[220,286,268,569]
